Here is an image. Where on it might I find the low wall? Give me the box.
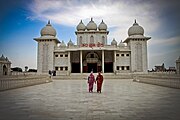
[134,75,180,89]
[0,75,52,91]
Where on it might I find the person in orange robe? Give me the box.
[96,72,103,93]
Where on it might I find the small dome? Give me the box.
[76,20,86,31]
[60,41,66,47]
[128,20,144,36]
[68,39,74,46]
[0,54,6,61]
[86,18,97,30]
[111,38,117,46]
[98,20,107,30]
[119,40,125,47]
[41,20,57,36]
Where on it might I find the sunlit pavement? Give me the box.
[0,79,180,120]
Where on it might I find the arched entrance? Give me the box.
[83,52,101,73]
[3,65,8,75]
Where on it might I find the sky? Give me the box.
[0,0,180,71]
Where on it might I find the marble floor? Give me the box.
[0,79,180,120]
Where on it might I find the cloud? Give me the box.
[28,0,180,69]
[29,0,161,42]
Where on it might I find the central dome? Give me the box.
[86,18,97,30]
[41,20,57,36]
[128,20,144,36]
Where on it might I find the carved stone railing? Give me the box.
[134,74,180,89]
[0,75,52,91]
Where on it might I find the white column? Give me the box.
[114,51,116,73]
[80,50,83,73]
[102,50,104,73]
[68,51,71,75]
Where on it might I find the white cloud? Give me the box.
[29,0,161,42]
[29,0,179,69]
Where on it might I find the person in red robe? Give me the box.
[96,72,103,93]
[87,72,96,93]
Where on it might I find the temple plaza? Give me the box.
[1,18,180,120]
[0,79,180,120]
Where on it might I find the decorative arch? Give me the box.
[79,36,82,44]
[3,64,8,75]
[102,36,105,44]
[90,35,94,44]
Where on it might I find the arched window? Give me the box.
[102,36,105,44]
[90,36,94,44]
[79,36,82,44]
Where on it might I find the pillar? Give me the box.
[102,50,104,73]
[68,51,71,75]
[114,50,116,73]
[80,50,83,73]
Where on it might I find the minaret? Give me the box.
[124,20,151,73]
[34,20,60,74]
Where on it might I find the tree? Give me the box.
[25,66,28,72]
[11,67,22,72]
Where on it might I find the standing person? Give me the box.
[87,71,96,93]
[96,72,103,93]
[48,70,52,78]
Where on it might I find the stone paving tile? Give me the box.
[0,79,180,120]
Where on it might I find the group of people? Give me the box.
[48,70,56,78]
[87,71,103,93]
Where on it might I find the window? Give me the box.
[90,36,94,44]
[55,55,58,57]
[126,54,129,56]
[60,67,63,71]
[65,54,68,57]
[79,36,82,44]
[121,54,124,56]
[60,54,63,57]
[117,66,119,70]
[55,67,58,71]
[116,54,119,57]
[126,66,129,70]
[121,66,124,70]
[65,67,68,71]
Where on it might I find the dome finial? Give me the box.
[48,20,50,24]
[135,19,136,23]
[91,17,93,21]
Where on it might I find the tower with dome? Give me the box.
[34,19,151,75]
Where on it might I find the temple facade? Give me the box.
[34,18,151,75]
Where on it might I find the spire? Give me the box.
[80,20,82,23]
[91,17,93,21]
[133,19,138,25]
[48,20,50,24]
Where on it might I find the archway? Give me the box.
[83,52,101,73]
[3,65,8,75]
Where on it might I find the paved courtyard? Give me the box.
[0,79,180,120]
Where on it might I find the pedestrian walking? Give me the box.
[96,72,103,93]
[87,71,96,93]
